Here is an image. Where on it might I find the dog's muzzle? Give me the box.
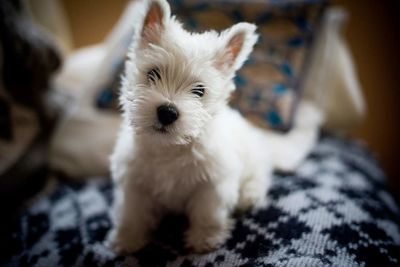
[157,103,179,126]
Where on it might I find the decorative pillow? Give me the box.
[170,0,326,131]
[96,0,326,131]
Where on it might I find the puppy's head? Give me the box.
[122,0,258,146]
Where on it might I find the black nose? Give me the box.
[157,104,179,126]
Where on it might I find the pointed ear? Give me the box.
[215,23,258,74]
[140,0,171,48]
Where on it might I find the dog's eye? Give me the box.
[191,84,205,97]
[147,68,161,82]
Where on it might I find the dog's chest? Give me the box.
[133,145,212,210]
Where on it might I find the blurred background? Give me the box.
[59,0,400,199]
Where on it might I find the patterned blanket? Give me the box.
[2,134,400,267]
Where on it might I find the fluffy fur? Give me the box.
[108,0,323,253]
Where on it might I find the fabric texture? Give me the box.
[3,134,400,267]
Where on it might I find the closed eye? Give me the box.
[147,68,161,82]
[191,84,205,97]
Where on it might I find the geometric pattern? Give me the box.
[2,133,400,267]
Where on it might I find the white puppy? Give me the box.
[108,0,323,253]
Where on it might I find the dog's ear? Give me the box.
[215,23,258,74]
[140,0,171,47]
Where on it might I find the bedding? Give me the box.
[3,133,400,267]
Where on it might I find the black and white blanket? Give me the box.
[2,134,400,267]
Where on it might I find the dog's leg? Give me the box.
[107,186,159,254]
[185,181,238,253]
[237,162,272,212]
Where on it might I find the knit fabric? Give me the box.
[3,134,400,267]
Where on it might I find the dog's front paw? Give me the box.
[237,187,267,213]
[185,220,233,253]
[105,229,148,255]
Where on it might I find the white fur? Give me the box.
[108,0,324,253]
